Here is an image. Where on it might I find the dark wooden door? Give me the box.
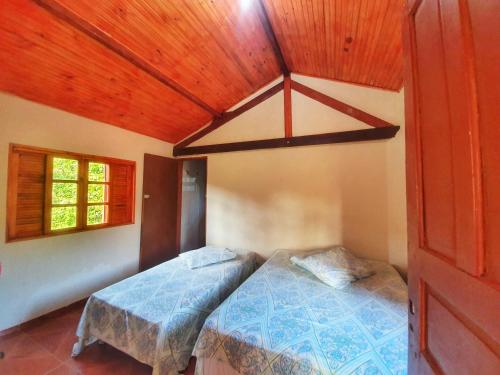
[403,0,500,374]
[179,158,207,252]
[140,154,179,271]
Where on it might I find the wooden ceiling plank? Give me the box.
[324,0,334,78]
[34,0,221,117]
[264,0,403,91]
[372,1,404,90]
[291,80,395,128]
[361,0,393,85]
[0,0,212,143]
[346,0,369,83]
[368,0,392,86]
[173,126,400,156]
[257,0,290,76]
[175,81,285,149]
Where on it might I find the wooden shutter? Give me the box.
[7,146,46,241]
[109,163,135,225]
[7,144,135,241]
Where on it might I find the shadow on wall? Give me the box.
[205,143,393,266]
[339,141,390,262]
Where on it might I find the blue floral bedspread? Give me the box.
[193,250,408,375]
[73,252,256,375]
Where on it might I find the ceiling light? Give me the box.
[240,0,253,12]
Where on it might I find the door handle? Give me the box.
[144,194,151,199]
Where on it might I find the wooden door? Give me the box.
[179,158,207,252]
[403,0,500,374]
[140,154,179,271]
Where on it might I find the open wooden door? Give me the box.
[403,0,500,374]
[140,154,179,271]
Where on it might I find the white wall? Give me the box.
[0,92,172,330]
[194,74,407,273]
[0,74,407,330]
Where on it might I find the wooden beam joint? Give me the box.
[257,0,289,76]
[291,80,395,128]
[174,81,284,150]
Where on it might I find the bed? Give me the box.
[72,250,256,375]
[193,250,408,375]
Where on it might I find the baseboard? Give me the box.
[0,298,87,337]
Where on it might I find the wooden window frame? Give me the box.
[6,144,136,242]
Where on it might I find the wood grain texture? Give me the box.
[0,0,405,143]
[8,151,46,240]
[35,0,220,117]
[53,0,281,113]
[6,143,135,242]
[173,126,400,156]
[0,0,212,143]
[257,0,290,75]
[404,0,500,373]
[263,0,404,91]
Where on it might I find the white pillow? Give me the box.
[290,246,374,289]
[180,246,237,269]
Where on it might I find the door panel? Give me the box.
[403,0,500,373]
[414,0,456,258]
[468,1,500,283]
[140,154,179,271]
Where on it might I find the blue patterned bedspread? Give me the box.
[193,250,408,375]
[73,252,256,375]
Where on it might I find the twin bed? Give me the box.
[193,250,408,375]
[73,248,408,375]
[72,251,256,375]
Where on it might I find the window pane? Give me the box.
[53,158,78,180]
[88,162,108,182]
[87,205,107,226]
[51,206,77,230]
[88,184,107,203]
[52,182,78,204]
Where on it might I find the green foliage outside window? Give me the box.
[51,206,77,230]
[52,182,77,204]
[88,184,106,203]
[88,205,105,225]
[89,162,107,182]
[51,158,79,230]
[50,159,110,230]
[53,158,78,180]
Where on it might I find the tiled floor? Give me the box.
[0,303,196,375]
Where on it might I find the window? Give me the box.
[6,144,135,241]
[86,162,110,226]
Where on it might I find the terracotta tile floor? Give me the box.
[0,304,196,375]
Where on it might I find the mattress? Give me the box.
[193,250,408,375]
[72,251,256,375]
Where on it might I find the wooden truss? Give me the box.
[173,79,400,156]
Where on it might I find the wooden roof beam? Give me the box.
[257,0,290,76]
[34,0,221,117]
[174,81,284,150]
[173,127,400,156]
[291,80,395,128]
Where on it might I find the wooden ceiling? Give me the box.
[0,0,404,143]
[263,0,404,90]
